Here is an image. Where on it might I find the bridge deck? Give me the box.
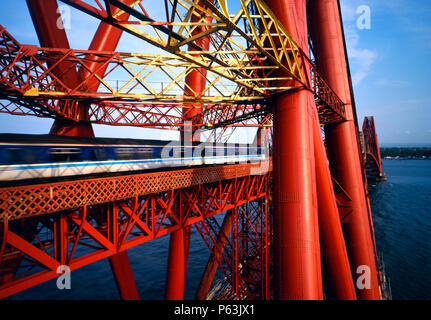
[0,161,272,221]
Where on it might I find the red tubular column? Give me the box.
[108,251,140,300]
[272,91,322,300]
[266,0,322,300]
[26,0,94,137]
[308,0,381,299]
[196,211,235,300]
[165,227,189,299]
[181,1,213,137]
[312,110,356,300]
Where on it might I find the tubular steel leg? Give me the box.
[266,0,322,300]
[109,250,140,300]
[26,0,94,137]
[272,90,322,300]
[165,227,189,299]
[312,110,356,300]
[196,210,235,300]
[308,0,381,300]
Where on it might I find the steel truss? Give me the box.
[196,196,272,299]
[0,162,271,298]
[0,0,346,128]
[0,0,388,301]
[361,116,385,178]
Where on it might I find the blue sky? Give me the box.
[0,0,430,145]
[340,0,431,146]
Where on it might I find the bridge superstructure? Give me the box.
[0,0,387,300]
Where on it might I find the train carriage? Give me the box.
[0,134,267,183]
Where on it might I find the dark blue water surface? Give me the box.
[9,160,431,300]
[9,213,224,300]
[369,160,431,300]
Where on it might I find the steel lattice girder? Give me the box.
[195,197,272,299]
[0,168,270,299]
[56,0,346,119]
[0,161,272,222]
[361,116,383,177]
[0,0,347,127]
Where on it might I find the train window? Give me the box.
[91,148,107,161]
[49,148,81,162]
[7,148,22,164]
[115,148,135,160]
[136,148,153,160]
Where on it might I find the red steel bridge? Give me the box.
[0,0,387,300]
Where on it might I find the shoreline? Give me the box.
[383,157,431,160]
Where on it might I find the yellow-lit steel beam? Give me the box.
[60,0,310,100]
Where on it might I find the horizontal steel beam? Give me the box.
[0,161,272,221]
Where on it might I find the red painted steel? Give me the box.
[266,0,322,300]
[195,195,271,299]
[182,2,213,137]
[308,0,381,300]
[196,210,234,300]
[108,250,140,300]
[0,165,270,299]
[362,116,385,178]
[165,227,189,299]
[0,24,347,129]
[26,0,94,137]
[312,109,356,300]
[26,0,142,300]
[165,1,214,299]
[0,0,388,301]
[85,0,141,300]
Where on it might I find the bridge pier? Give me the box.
[165,226,190,299]
[109,251,140,300]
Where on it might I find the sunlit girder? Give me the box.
[361,116,384,178]
[58,0,346,115]
[0,23,344,128]
[0,25,261,104]
[59,0,305,93]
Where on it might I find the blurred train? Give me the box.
[0,134,267,182]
